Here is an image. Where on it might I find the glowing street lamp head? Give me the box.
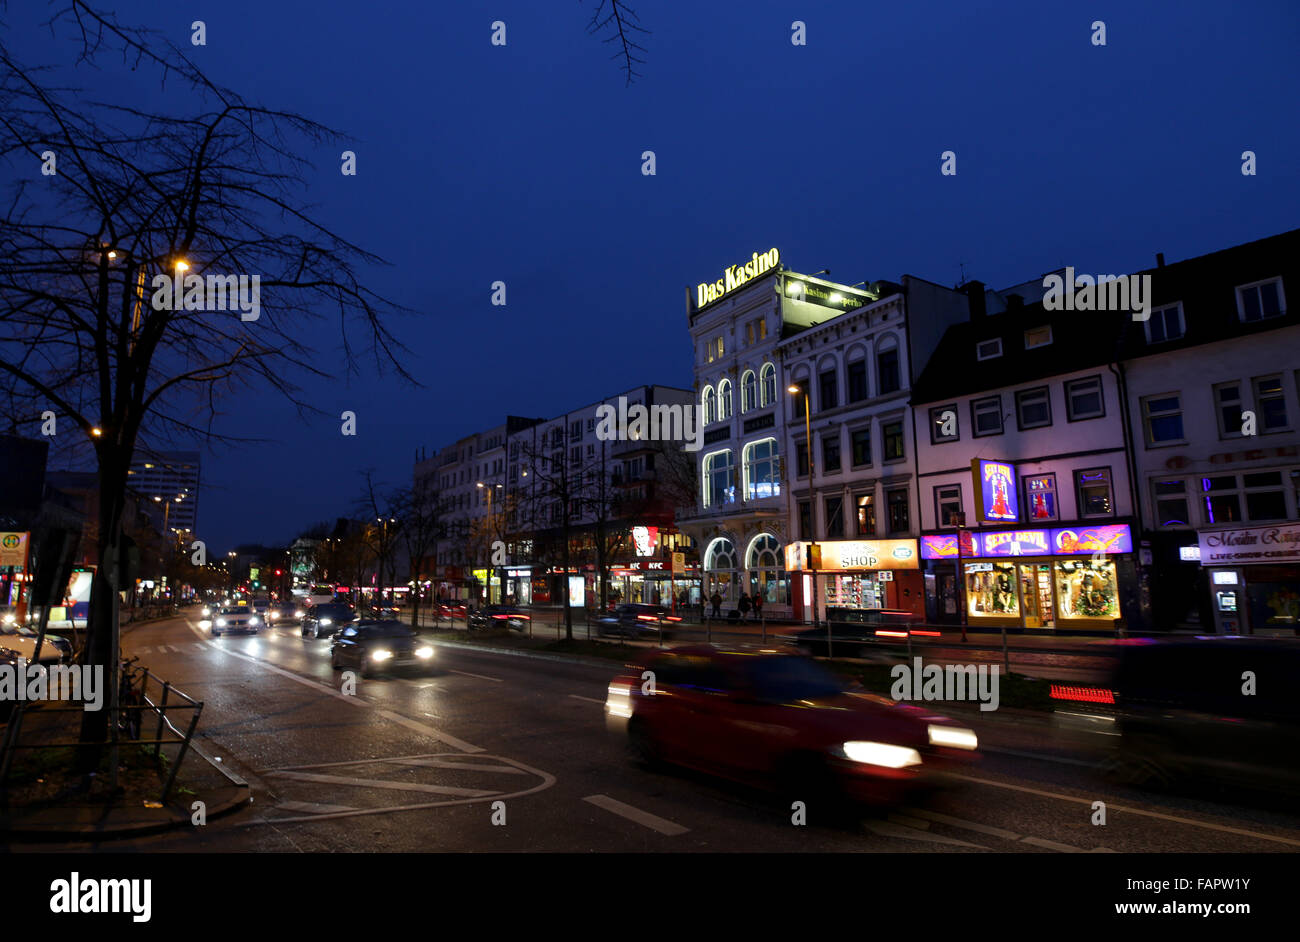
[90,427,102,437]
[787,385,801,395]
[174,260,189,273]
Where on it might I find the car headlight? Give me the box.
[201,607,211,617]
[320,618,333,627]
[295,610,304,618]
[842,741,923,769]
[216,618,227,627]
[249,616,260,626]
[927,725,978,750]
[415,646,434,659]
[372,649,393,661]
[268,611,277,619]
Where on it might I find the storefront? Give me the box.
[1197,524,1300,635]
[921,523,1135,631]
[608,559,701,610]
[785,539,922,624]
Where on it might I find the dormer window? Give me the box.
[1024,326,1052,349]
[976,338,1003,361]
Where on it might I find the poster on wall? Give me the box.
[973,460,1019,525]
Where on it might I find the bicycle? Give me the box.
[117,655,145,741]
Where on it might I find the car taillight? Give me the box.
[1050,684,1116,704]
[665,616,682,622]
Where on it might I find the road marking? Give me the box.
[447,669,502,683]
[886,813,931,830]
[137,646,151,655]
[183,620,485,754]
[265,769,498,798]
[191,642,207,652]
[275,800,359,815]
[903,808,1022,841]
[583,795,689,836]
[394,757,529,775]
[1019,836,1083,853]
[568,695,605,705]
[863,819,985,848]
[981,745,1096,767]
[951,773,1300,848]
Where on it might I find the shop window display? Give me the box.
[1054,558,1118,619]
[966,561,1018,616]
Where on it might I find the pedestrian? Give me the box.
[752,592,763,621]
[738,592,752,620]
[709,591,722,619]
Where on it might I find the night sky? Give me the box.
[14,1,1300,553]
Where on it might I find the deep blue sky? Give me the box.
[15,1,1300,552]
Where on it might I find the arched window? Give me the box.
[746,533,788,607]
[717,379,733,420]
[760,363,777,406]
[701,386,717,425]
[704,537,739,607]
[703,450,735,506]
[743,438,781,500]
[741,370,757,413]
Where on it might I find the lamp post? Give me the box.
[476,481,505,604]
[787,383,819,637]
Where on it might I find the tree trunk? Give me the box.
[77,462,126,772]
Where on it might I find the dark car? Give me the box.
[784,609,925,656]
[606,645,979,809]
[595,603,682,639]
[330,621,435,677]
[0,622,73,664]
[266,601,304,626]
[1052,637,1300,793]
[301,602,356,639]
[468,605,531,631]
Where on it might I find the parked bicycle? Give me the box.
[117,655,145,740]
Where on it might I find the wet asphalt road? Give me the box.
[13,614,1300,854]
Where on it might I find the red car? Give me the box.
[437,602,468,619]
[605,645,980,808]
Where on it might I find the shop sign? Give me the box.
[1051,524,1132,555]
[1178,546,1201,561]
[949,523,1133,559]
[812,540,919,571]
[695,247,780,309]
[1164,445,1298,470]
[632,526,658,556]
[785,541,810,572]
[980,529,1052,557]
[973,459,1019,524]
[1198,524,1300,566]
[672,552,685,575]
[0,532,30,568]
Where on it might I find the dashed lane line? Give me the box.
[446,668,503,683]
[583,795,690,836]
[264,769,499,798]
[568,695,606,705]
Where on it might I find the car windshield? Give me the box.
[315,605,352,619]
[743,657,845,701]
[219,608,246,615]
[361,624,415,638]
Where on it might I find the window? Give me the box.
[1214,382,1244,437]
[799,501,813,540]
[1142,393,1185,445]
[717,379,733,420]
[570,421,582,439]
[1201,472,1288,524]
[882,421,904,462]
[855,494,876,536]
[705,336,725,362]
[818,369,838,411]
[570,446,581,465]
[791,381,808,418]
[824,496,845,540]
[847,360,868,402]
[1144,303,1184,344]
[972,396,1003,437]
[1076,468,1114,517]
[702,386,717,425]
[1016,387,1051,430]
[703,451,735,507]
[1024,473,1058,521]
[821,431,841,473]
[976,338,1003,361]
[1236,277,1285,322]
[760,363,776,406]
[877,348,900,394]
[929,405,959,443]
[1065,376,1104,420]
[1254,375,1289,431]
[743,439,781,500]
[741,370,756,413]
[851,427,872,467]
[935,485,963,528]
[1024,326,1052,349]
[886,488,910,534]
[795,440,809,478]
[1153,479,1189,527]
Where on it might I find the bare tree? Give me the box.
[0,4,411,762]
[392,473,443,630]
[585,1,650,85]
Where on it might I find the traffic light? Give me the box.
[275,569,282,576]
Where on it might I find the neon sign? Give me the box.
[974,459,1019,524]
[696,248,780,309]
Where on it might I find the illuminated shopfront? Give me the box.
[921,524,1132,630]
[785,538,922,623]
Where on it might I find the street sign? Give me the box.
[0,531,30,568]
[671,552,685,575]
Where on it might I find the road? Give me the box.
[15,614,1300,853]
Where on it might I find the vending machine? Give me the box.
[1208,568,1244,634]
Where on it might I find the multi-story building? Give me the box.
[1119,228,1300,634]
[678,246,971,621]
[127,448,200,537]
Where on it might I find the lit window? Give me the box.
[1076,468,1114,518]
[1024,326,1052,349]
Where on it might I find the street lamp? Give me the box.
[788,383,818,633]
[476,481,505,604]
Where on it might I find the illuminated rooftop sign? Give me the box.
[696,248,780,310]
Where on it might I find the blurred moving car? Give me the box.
[209,605,261,637]
[330,620,435,677]
[595,603,683,639]
[468,605,530,632]
[606,645,979,808]
[0,622,72,664]
[266,601,304,625]
[784,608,926,656]
[1053,637,1300,793]
[301,602,356,639]
[437,601,468,619]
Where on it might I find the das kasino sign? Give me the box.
[696,248,780,309]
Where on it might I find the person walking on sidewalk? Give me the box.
[738,593,752,620]
[709,591,722,619]
[752,592,763,621]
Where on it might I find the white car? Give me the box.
[210,605,261,637]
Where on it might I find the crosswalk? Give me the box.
[133,643,206,655]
